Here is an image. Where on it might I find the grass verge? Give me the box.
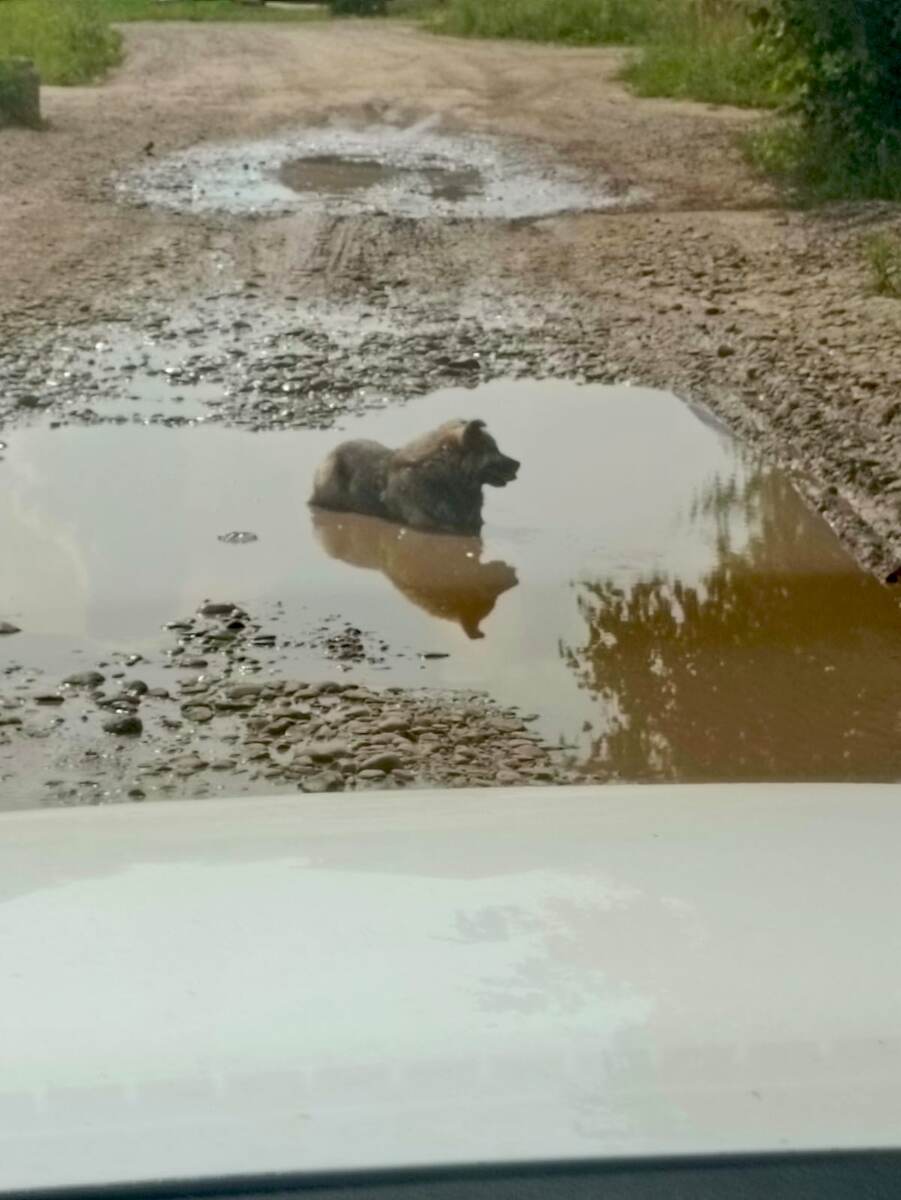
[0,0,324,87]
[621,4,786,109]
[100,0,327,21]
[862,233,901,299]
[0,0,121,85]
[431,0,661,46]
[743,120,901,204]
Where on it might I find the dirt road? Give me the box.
[1,18,899,573]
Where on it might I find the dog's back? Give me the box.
[310,439,391,518]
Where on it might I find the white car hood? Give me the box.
[2,784,901,1191]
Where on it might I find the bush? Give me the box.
[0,0,120,85]
[434,0,662,45]
[624,2,787,108]
[752,0,901,198]
[329,0,387,14]
[863,233,901,300]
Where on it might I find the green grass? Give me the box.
[743,119,901,203]
[100,0,326,23]
[863,233,901,298]
[0,0,325,86]
[431,0,661,46]
[622,5,787,109]
[0,0,121,85]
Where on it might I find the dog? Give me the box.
[311,509,518,639]
[309,418,520,536]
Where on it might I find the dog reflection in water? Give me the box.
[310,509,518,640]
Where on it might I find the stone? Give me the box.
[302,739,350,762]
[358,751,403,773]
[63,671,105,688]
[182,704,214,723]
[300,771,345,793]
[103,715,143,736]
[0,60,42,130]
[199,602,239,618]
[0,622,21,635]
[34,692,64,705]
[218,531,259,544]
[377,716,410,734]
[124,679,149,695]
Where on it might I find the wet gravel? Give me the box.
[0,600,577,808]
[0,296,616,437]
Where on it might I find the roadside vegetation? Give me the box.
[429,0,659,46]
[0,0,323,86]
[0,0,120,85]
[863,234,901,300]
[419,0,901,203]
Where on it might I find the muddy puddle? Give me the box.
[119,124,642,219]
[2,379,899,805]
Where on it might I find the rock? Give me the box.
[300,771,345,793]
[103,715,143,736]
[226,682,266,699]
[34,692,64,705]
[124,679,149,695]
[63,670,105,688]
[301,739,350,763]
[358,769,386,781]
[0,59,42,130]
[218,531,259,544]
[182,704,214,723]
[358,751,403,774]
[199,602,239,618]
[0,715,23,726]
[0,622,21,635]
[716,343,736,358]
[377,716,410,734]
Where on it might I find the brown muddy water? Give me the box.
[2,380,900,793]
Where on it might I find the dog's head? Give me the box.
[455,419,520,488]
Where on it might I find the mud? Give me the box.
[1,21,900,805]
[119,123,640,220]
[2,381,899,807]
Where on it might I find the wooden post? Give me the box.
[0,58,42,130]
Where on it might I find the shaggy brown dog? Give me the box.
[311,509,518,639]
[309,419,519,535]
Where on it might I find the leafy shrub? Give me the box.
[434,0,662,46]
[329,0,387,14]
[863,233,901,299]
[751,0,901,197]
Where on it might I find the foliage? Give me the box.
[863,233,901,299]
[0,0,120,85]
[623,2,788,109]
[750,0,901,199]
[433,0,662,46]
[329,0,387,14]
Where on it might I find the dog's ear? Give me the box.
[460,419,487,454]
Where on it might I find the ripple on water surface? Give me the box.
[2,380,900,785]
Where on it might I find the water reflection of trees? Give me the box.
[563,470,901,782]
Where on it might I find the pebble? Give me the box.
[302,739,350,762]
[63,671,105,688]
[182,704,214,722]
[103,714,143,736]
[358,751,403,773]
